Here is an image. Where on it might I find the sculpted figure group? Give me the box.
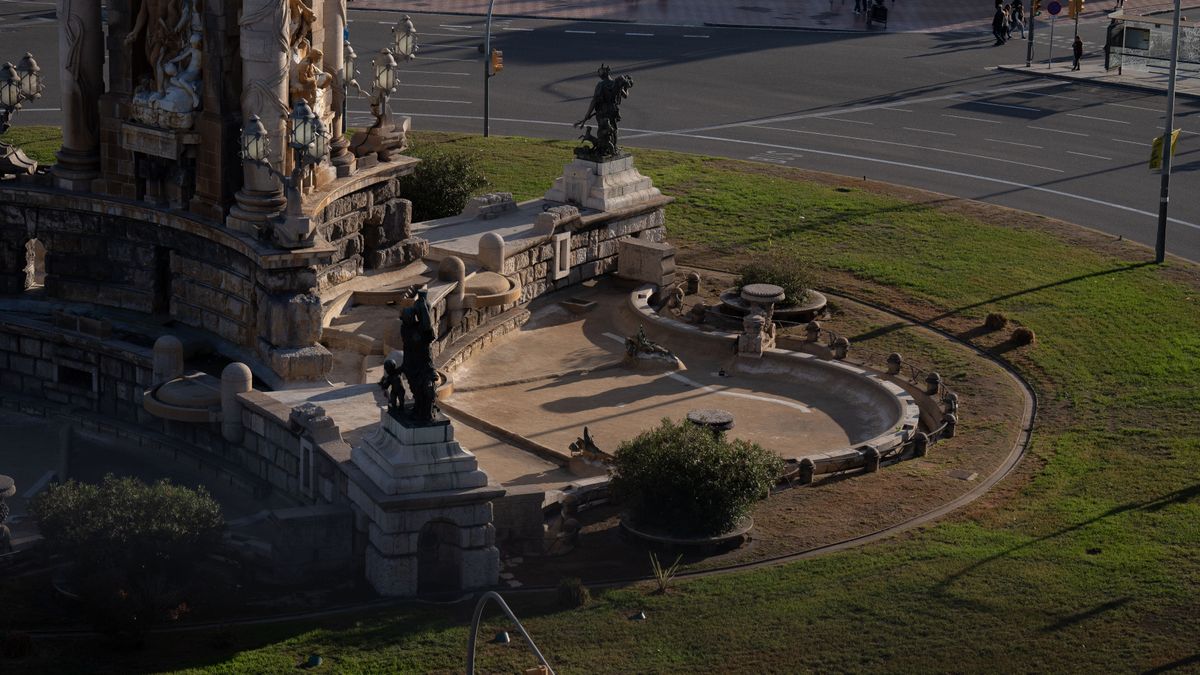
[125,0,204,126]
[378,288,441,424]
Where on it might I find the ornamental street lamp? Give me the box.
[239,103,330,249]
[0,52,44,175]
[392,15,419,62]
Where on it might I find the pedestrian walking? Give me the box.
[993,6,1008,44]
[1001,4,1012,40]
[1072,35,1084,70]
[1010,0,1026,38]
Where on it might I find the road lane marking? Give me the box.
[393,97,471,104]
[943,114,1002,124]
[1108,102,1162,112]
[440,24,479,30]
[986,138,1043,149]
[402,70,472,76]
[565,29,595,34]
[904,127,956,136]
[626,32,654,36]
[502,26,534,31]
[750,124,1063,172]
[1068,150,1112,160]
[353,110,1200,241]
[963,100,1042,112]
[622,80,1061,141]
[1067,112,1130,124]
[1028,125,1088,136]
[651,132,1200,233]
[1110,138,1146,146]
[882,107,914,112]
[684,34,711,38]
[1021,91,1083,101]
[818,117,874,125]
[601,333,811,413]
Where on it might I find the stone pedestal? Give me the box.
[348,410,503,597]
[544,154,662,212]
[350,116,411,165]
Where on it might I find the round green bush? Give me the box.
[736,252,812,305]
[399,147,488,222]
[611,419,783,537]
[30,475,224,638]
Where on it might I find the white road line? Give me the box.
[1107,102,1161,112]
[1110,138,1146,146]
[1028,125,1088,136]
[903,127,956,136]
[816,116,873,124]
[684,34,711,38]
[502,27,534,31]
[1067,150,1113,160]
[750,124,1063,172]
[440,24,479,30]
[600,332,811,412]
[394,97,471,104]
[1021,91,1083,101]
[415,57,478,63]
[402,70,471,76]
[964,100,1042,112]
[986,138,1043,149]
[626,32,654,36]
[622,80,1061,141]
[656,132,1200,233]
[348,109,1200,238]
[883,107,914,112]
[943,114,1002,124]
[1067,112,1130,124]
[565,29,595,34]
[18,106,60,112]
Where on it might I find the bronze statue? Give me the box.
[399,288,439,423]
[574,64,634,160]
[378,358,406,413]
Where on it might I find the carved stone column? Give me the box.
[323,0,354,176]
[54,0,104,190]
[227,0,290,235]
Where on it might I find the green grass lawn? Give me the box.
[5,128,1200,673]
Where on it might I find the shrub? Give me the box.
[736,252,811,305]
[557,577,591,609]
[611,419,783,537]
[984,312,1008,331]
[1011,326,1036,346]
[399,147,487,222]
[30,475,224,639]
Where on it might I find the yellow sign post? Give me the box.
[1149,129,1181,171]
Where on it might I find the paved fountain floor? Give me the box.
[448,283,895,460]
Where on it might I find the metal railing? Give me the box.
[466,591,555,675]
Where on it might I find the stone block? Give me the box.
[459,546,500,590]
[364,546,417,597]
[617,238,676,287]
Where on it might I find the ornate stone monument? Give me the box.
[349,287,502,596]
[544,64,661,212]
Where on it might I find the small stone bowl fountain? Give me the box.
[717,285,827,325]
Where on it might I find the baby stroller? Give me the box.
[867,0,888,28]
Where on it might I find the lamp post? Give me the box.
[239,101,330,249]
[393,15,419,64]
[0,52,44,175]
[484,0,496,137]
[1155,0,1183,263]
[346,17,416,161]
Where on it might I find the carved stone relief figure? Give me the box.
[127,0,203,129]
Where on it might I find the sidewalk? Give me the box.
[997,60,1200,98]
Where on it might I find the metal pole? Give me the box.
[466,591,555,675]
[484,0,495,137]
[1048,14,1056,68]
[1119,16,1127,75]
[1155,0,1183,263]
[1026,0,1035,67]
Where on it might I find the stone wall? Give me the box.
[505,207,666,304]
[0,313,334,504]
[311,174,423,291]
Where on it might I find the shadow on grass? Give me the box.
[1039,596,1132,633]
[849,261,1157,343]
[1143,653,1200,674]
[935,482,1200,594]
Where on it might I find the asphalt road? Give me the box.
[5,5,1198,261]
